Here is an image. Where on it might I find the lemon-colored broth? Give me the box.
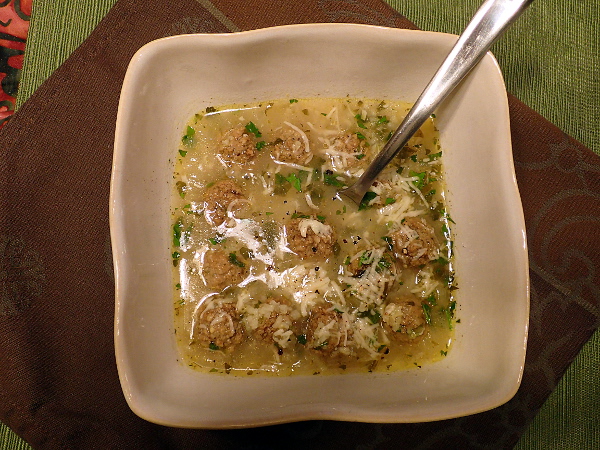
[172,97,456,376]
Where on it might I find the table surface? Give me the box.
[3,0,599,448]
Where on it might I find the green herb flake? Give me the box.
[289,98,298,103]
[291,212,311,219]
[173,219,183,247]
[228,252,246,268]
[297,334,307,345]
[355,153,366,160]
[422,302,432,324]
[256,141,267,150]
[429,151,442,160]
[409,170,426,189]
[409,154,418,162]
[286,173,302,192]
[355,113,367,129]
[377,116,389,124]
[425,294,437,306]
[208,342,220,351]
[179,149,188,157]
[440,350,447,356]
[209,368,219,372]
[431,113,437,118]
[245,121,262,138]
[181,126,195,145]
[358,191,377,211]
[208,234,226,245]
[175,283,181,290]
[323,172,346,188]
[316,215,326,223]
[385,197,396,205]
[265,212,274,216]
[356,132,367,140]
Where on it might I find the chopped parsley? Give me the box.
[286,173,302,192]
[409,170,426,189]
[228,252,246,268]
[208,342,220,351]
[296,334,307,345]
[289,98,298,103]
[323,172,346,188]
[208,234,226,245]
[355,113,367,129]
[173,219,183,247]
[245,121,262,138]
[181,126,195,145]
[291,212,311,219]
[358,191,377,210]
[256,141,267,150]
[422,302,432,324]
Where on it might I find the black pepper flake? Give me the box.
[278,348,284,356]
[325,169,333,175]
[312,247,317,252]
[315,290,320,294]
[353,241,358,245]
[315,267,320,272]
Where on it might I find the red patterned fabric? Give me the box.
[0,0,31,127]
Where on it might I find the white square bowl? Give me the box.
[110,23,529,428]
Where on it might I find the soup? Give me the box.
[171,97,456,376]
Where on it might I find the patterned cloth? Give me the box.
[0,0,30,127]
[1,1,598,449]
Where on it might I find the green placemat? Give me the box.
[5,1,598,449]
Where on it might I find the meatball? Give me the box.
[272,127,312,165]
[330,133,368,168]
[285,216,336,260]
[390,217,439,267]
[203,179,246,226]
[201,249,247,291]
[252,297,300,348]
[195,301,244,350]
[382,297,427,341]
[306,306,352,355]
[218,126,258,165]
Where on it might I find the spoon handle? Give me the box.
[342,0,534,205]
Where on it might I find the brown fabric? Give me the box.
[0,0,598,448]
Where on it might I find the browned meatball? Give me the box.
[203,179,246,226]
[202,249,247,291]
[253,297,299,348]
[195,302,244,350]
[272,127,312,165]
[382,296,427,342]
[306,306,352,355]
[218,126,258,165]
[390,217,439,267]
[285,216,336,260]
[331,133,368,168]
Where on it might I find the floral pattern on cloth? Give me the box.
[0,0,31,127]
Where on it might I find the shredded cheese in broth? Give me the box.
[172,97,457,376]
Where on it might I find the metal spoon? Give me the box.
[340,0,534,205]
